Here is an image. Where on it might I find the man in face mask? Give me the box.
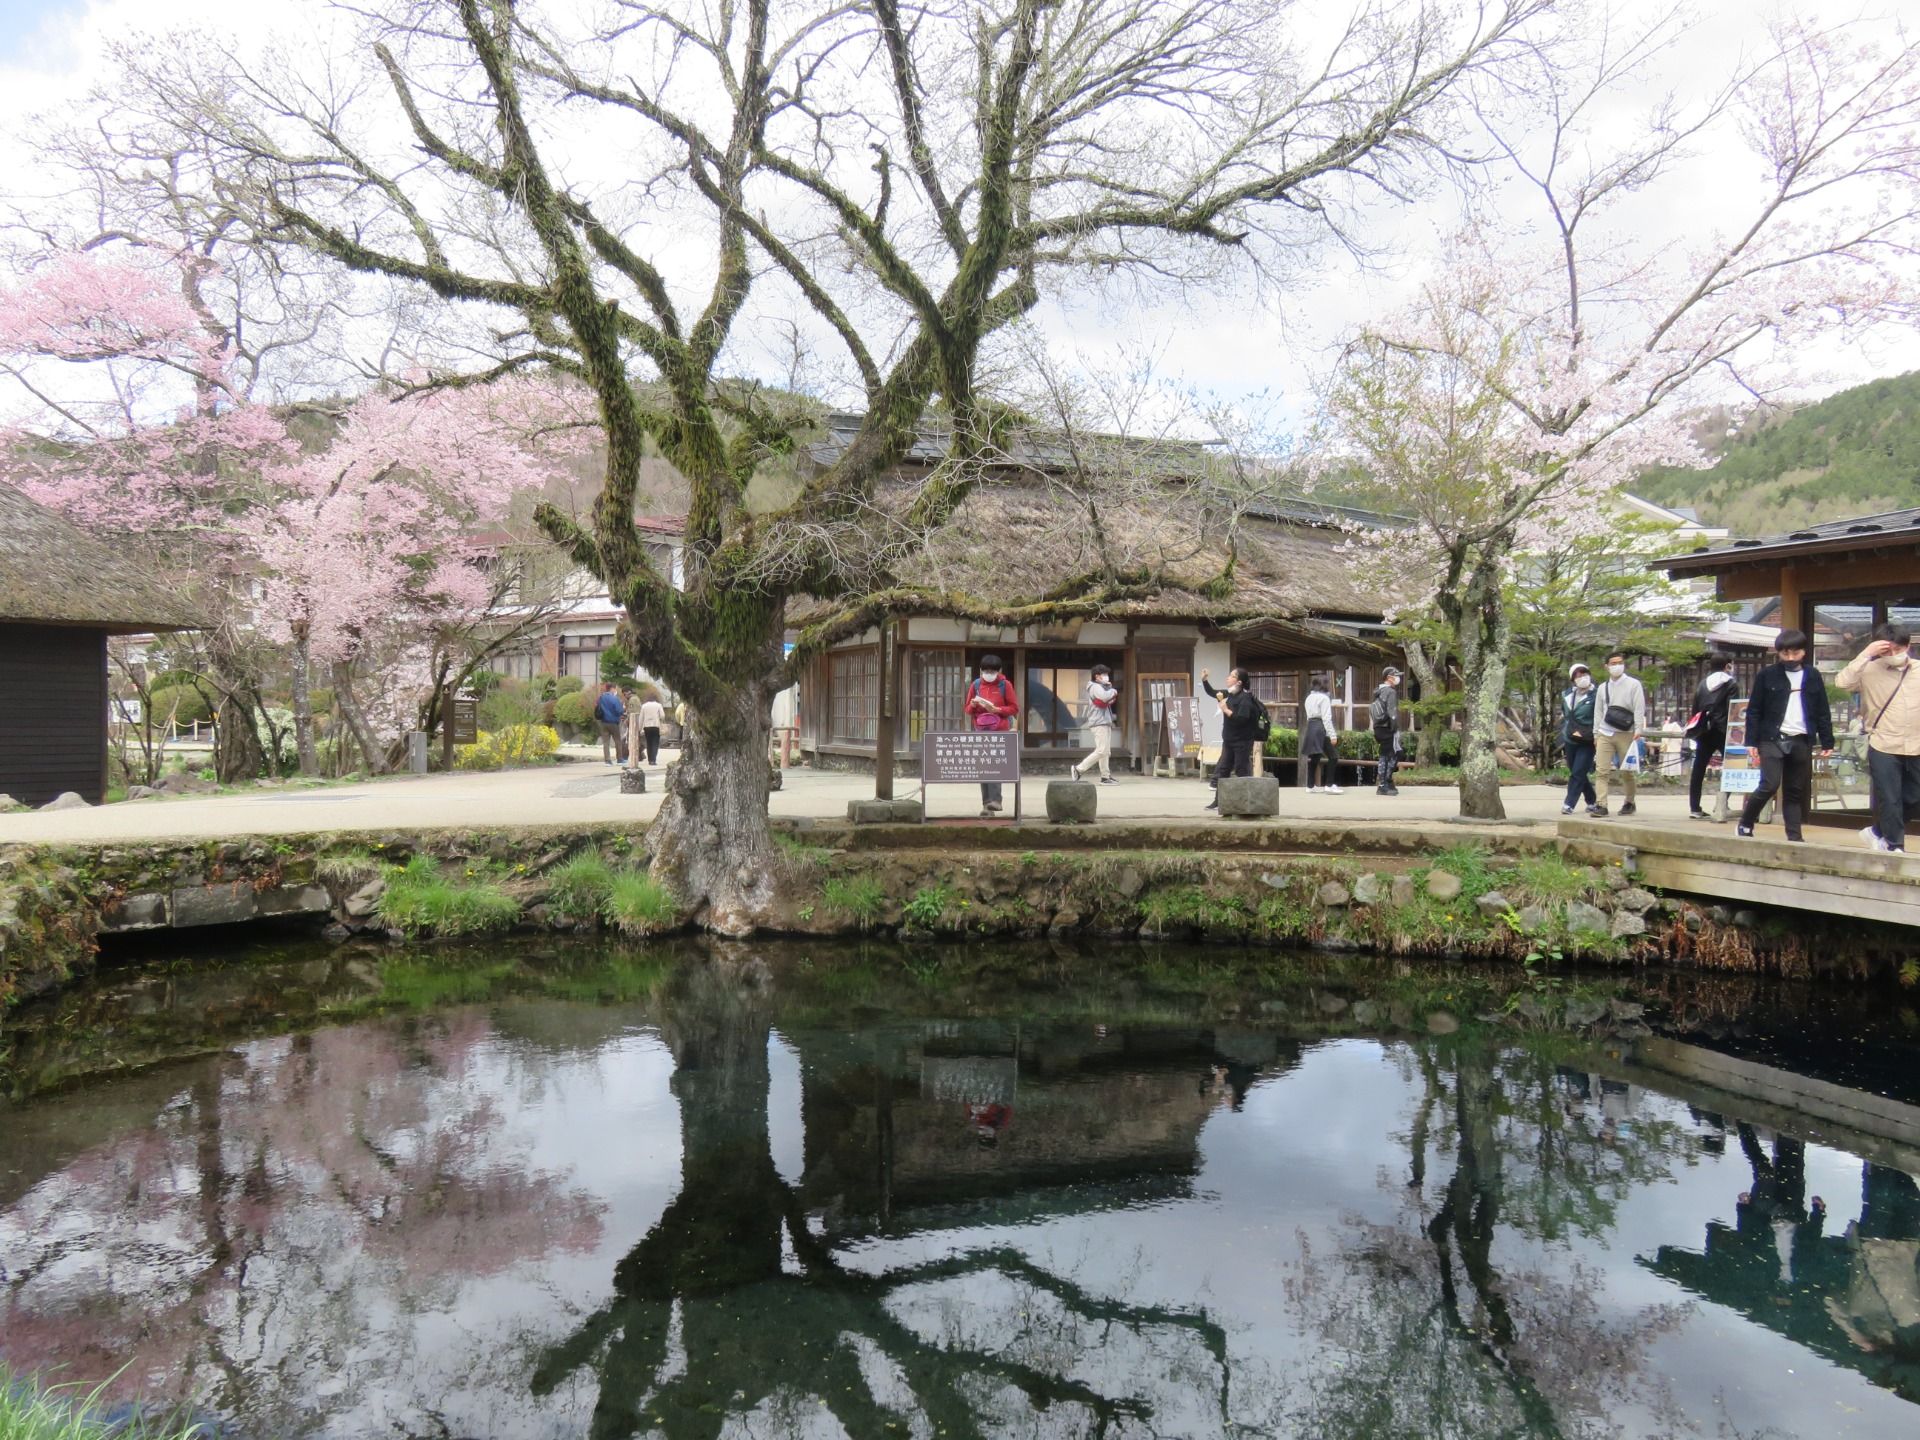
[1737,628,1834,843]
[1839,622,1920,853]
[1590,650,1648,817]
[965,655,1019,816]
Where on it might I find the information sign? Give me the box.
[1158,695,1202,757]
[923,730,1020,784]
[451,693,479,745]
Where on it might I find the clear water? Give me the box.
[2,939,1917,1439]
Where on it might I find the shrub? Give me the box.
[479,680,542,732]
[455,732,503,771]
[1437,729,1463,765]
[823,874,886,929]
[605,870,677,932]
[599,641,635,686]
[488,723,561,765]
[378,855,520,937]
[902,883,952,929]
[1263,726,1299,758]
[1337,728,1379,759]
[555,675,586,695]
[547,850,615,922]
[553,690,594,730]
[150,683,213,726]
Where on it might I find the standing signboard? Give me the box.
[441,688,480,771]
[1718,698,1761,794]
[922,730,1021,821]
[1159,695,1201,757]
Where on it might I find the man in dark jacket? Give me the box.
[1687,655,1739,818]
[1737,629,1833,843]
[1200,667,1260,812]
[1371,667,1403,796]
[594,682,626,765]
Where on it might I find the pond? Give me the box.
[1,938,1917,1439]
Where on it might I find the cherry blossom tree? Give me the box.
[164,0,1549,929]
[1323,15,1920,819]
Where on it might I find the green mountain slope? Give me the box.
[1635,371,1920,536]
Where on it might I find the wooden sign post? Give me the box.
[441,689,478,772]
[922,730,1021,821]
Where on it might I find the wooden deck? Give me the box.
[1557,816,1920,928]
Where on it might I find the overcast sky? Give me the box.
[3,0,1916,437]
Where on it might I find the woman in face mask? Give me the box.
[1561,663,1601,816]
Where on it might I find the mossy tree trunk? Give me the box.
[1445,547,1513,821]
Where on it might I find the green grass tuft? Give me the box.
[604,870,677,933]
[0,1367,215,1439]
[822,875,887,929]
[314,847,383,885]
[545,850,615,923]
[901,883,953,930]
[378,855,521,938]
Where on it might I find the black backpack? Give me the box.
[1251,693,1272,742]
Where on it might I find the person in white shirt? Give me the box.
[1302,678,1341,793]
[1590,650,1649,817]
[1072,663,1120,784]
[636,695,666,765]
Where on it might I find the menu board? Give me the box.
[1724,698,1750,755]
[1158,695,1202,757]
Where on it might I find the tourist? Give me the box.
[1370,667,1402,795]
[1561,663,1600,816]
[636,691,666,766]
[1303,677,1340,793]
[1200,667,1261,811]
[1686,655,1740,819]
[965,654,1019,816]
[1736,628,1834,844]
[1590,650,1647,817]
[1838,623,1920,853]
[594,682,625,765]
[1072,663,1120,785]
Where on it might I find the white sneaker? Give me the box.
[1306,785,1322,794]
[1861,825,1889,853]
[1325,785,1343,795]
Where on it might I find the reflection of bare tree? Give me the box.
[532,961,1246,1439]
[1284,1043,1693,1439]
[0,1014,603,1432]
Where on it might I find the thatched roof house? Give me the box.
[787,420,1404,774]
[0,484,201,805]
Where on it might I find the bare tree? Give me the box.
[152,0,1545,927]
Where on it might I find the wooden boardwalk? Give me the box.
[1557,816,1920,928]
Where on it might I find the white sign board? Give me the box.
[1718,764,1763,794]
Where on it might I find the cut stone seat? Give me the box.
[848,798,924,824]
[1217,775,1280,818]
[1045,781,1098,824]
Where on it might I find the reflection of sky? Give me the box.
[5,1010,1919,1438]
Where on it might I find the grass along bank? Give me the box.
[0,1368,215,1440]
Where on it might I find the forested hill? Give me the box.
[1635,371,1920,536]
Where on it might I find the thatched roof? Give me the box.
[788,472,1396,638]
[0,484,203,632]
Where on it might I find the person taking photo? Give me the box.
[1200,667,1260,811]
[1839,623,1920,853]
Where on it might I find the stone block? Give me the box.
[1316,881,1351,908]
[1615,887,1658,914]
[1517,904,1551,934]
[847,798,923,824]
[1351,873,1384,906]
[1425,1011,1460,1035]
[1565,901,1610,936]
[0,793,23,813]
[1045,781,1098,824]
[1391,875,1417,908]
[172,882,259,928]
[1565,997,1608,1027]
[256,885,333,918]
[620,767,648,794]
[1316,992,1349,1015]
[1216,775,1279,817]
[40,791,89,811]
[1610,910,1648,940]
[1474,890,1513,917]
[1426,870,1463,901]
[1350,1001,1381,1025]
[101,892,169,932]
[345,878,387,919]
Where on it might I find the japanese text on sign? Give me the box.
[923,730,1020,784]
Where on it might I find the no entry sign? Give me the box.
[923,730,1021,820]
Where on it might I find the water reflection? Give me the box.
[1,946,1917,1438]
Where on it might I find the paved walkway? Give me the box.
[0,756,1715,845]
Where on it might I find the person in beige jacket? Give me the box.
[1838,623,1920,853]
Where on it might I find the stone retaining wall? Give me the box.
[2,821,1913,1014]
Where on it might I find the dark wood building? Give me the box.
[0,485,200,805]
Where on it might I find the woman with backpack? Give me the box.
[964,655,1020,816]
[1686,654,1739,819]
[1561,662,1601,816]
[1201,667,1263,811]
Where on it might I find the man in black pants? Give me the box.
[1687,654,1739,818]
[1737,629,1833,843]
[1200,667,1259,812]
[1371,667,1403,795]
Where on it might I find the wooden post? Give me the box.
[440,686,455,773]
[875,618,895,801]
